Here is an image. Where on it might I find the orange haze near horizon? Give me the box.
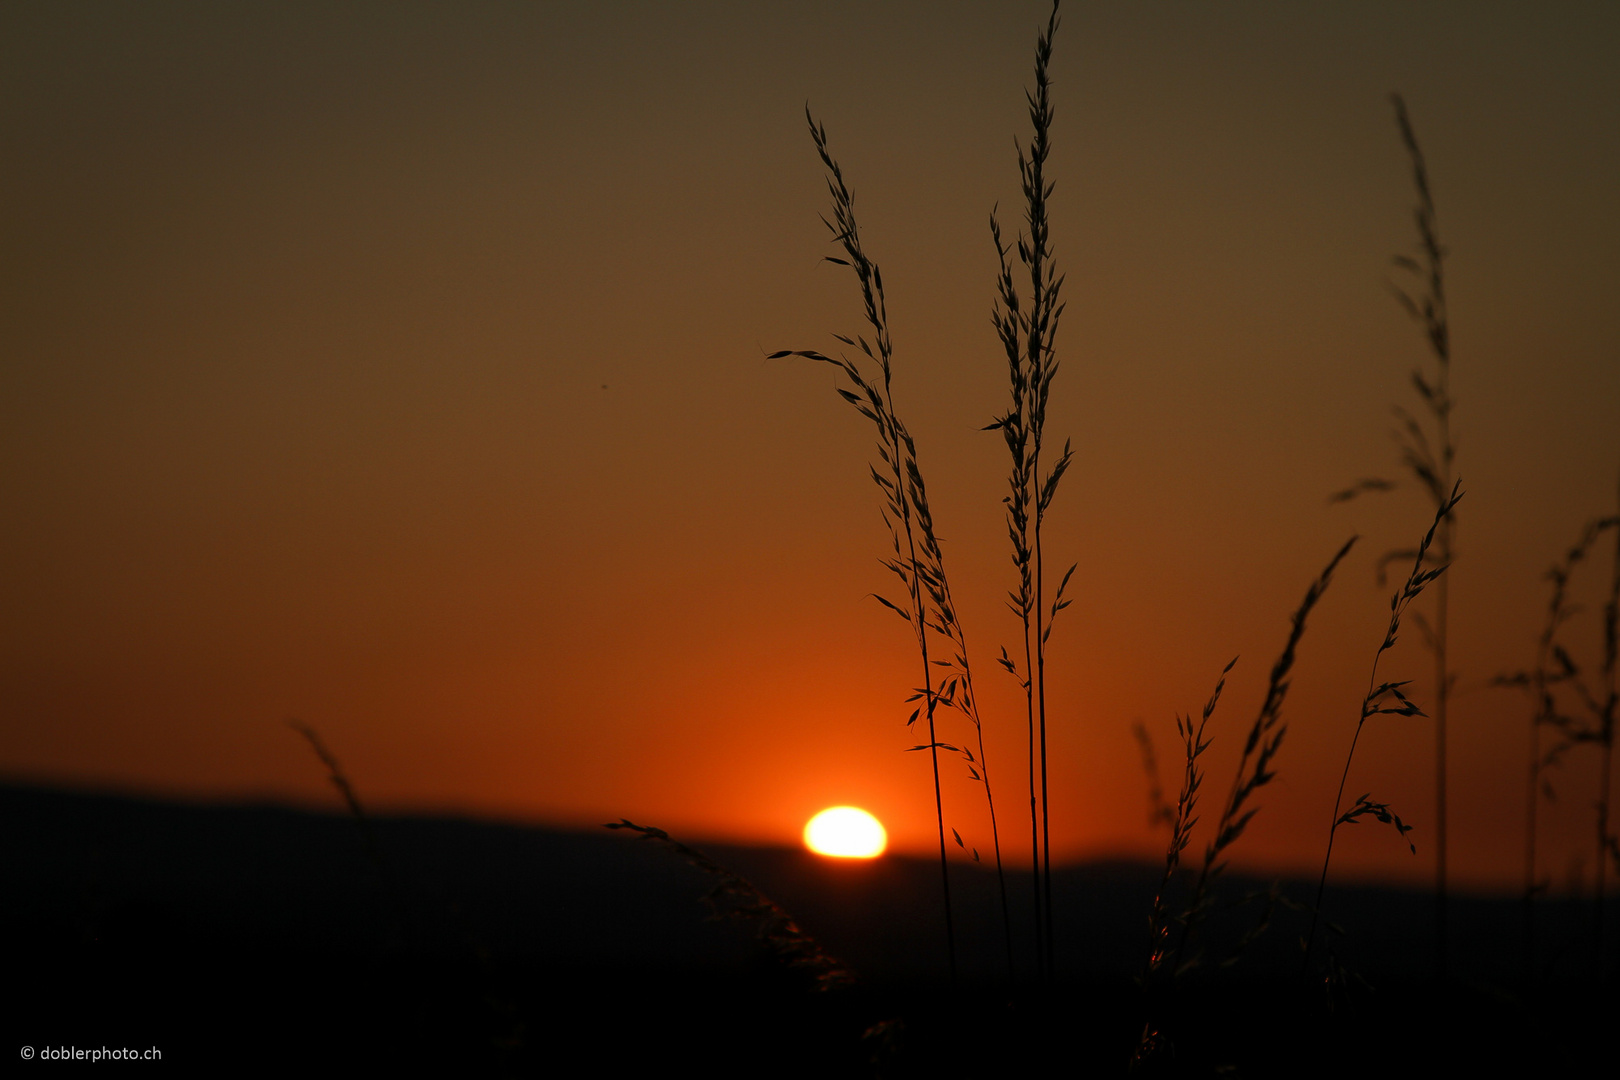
[3,2,1618,896]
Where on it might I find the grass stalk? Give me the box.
[1526,664,1540,984]
[287,720,414,949]
[988,0,1070,981]
[1142,659,1235,985]
[920,549,1016,980]
[1134,540,1351,1065]
[1390,93,1457,980]
[1497,495,1620,980]
[1170,537,1356,974]
[772,111,966,980]
[1334,93,1459,979]
[1305,485,1461,981]
[1588,472,1620,976]
[289,719,371,827]
[1131,720,1178,834]
[605,819,857,991]
[1129,661,1232,1071]
[1597,475,1619,975]
[1518,555,1568,985]
[903,439,1017,979]
[1498,505,1612,981]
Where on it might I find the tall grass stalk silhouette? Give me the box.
[1139,659,1234,990]
[1595,478,1620,974]
[771,115,983,982]
[287,720,417,951]
[986,0,1073,981]
[1131,658,1233,1071]
[1333,93,1458,978]
[289,719,371,826]
[1173,537,1356,974]
[1496,497,1620,981]
[1498,479,1620,979]
[1130,540,1352,1067]
[770,3,1076,986]
[1305,485,1462,981]
[605,819,857,991]
[1131,720,1178,834]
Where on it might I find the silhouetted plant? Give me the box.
[1587,482,1620,975]
[605,819,857,991]
[985,0,1073,981]
[770,108,969,978]
[289,722,530,1057]
[1306,485,1462,982]
[288,718,410,942]
[1174,537,1356,973]
[1130,659,1232,1071]
[1140,658,1235,989]
[1131,720,1178,834]
[1496,479,1620,979]
[1332,93,1459,977]
[771,2,1073,987]
[1132,539,1353,1069]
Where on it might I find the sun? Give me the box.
[803,806,887,859]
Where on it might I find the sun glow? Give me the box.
[803,806,887,858]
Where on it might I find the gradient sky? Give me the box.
[3,1,1617,893]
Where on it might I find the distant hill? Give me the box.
[4,783,1613,1075]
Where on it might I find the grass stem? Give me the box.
[1306,485,1461,982]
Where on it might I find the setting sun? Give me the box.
[803,806,887,858]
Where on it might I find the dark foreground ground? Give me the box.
[5,784,1616,1076]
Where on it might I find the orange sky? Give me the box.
[2,1,1617,894]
